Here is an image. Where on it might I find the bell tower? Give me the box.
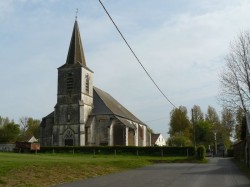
[53,20,94,146]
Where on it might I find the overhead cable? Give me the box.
[98,0,176,108]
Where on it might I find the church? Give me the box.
[40,19,152,147]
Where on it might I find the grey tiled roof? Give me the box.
[116,116,137,129]
[92,87,145,125]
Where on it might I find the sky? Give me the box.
[1,0,250,139]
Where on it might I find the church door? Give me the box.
[65,139,73,146]
[64,130,74,146]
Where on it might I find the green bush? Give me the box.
[196,145,206,160]
[39,146,195,157]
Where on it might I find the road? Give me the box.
[55,158,250,187]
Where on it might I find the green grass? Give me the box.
[0,152,200,187]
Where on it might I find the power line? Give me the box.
[98,0,176,108]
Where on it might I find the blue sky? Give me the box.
[1,0,250,138]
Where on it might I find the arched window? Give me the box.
[67,114,71,123]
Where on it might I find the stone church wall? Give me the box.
[40,114,54,146]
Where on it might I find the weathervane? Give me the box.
[75,8,78,20]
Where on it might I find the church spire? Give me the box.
[65,20,86,66]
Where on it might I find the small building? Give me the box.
[40,19,152,147]
[151,133,166,146]
[27,136,38,143]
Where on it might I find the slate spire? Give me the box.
[66,20,86,66]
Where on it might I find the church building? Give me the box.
[40,20,152,147]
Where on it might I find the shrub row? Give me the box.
[40,146,195,157]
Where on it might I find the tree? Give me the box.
[220,107,234,148]
[191,105,215,147]
[195,120,214,147]
[192,105,204,123]
[191,105,204,146]
[168,106,191,136]
[168,106,192,145]
[201,106,221,150]
[241,115,247,141]
[205,106,220,125]
[219,31,250,112]
[18,117,40,141]
[19,117,29,133]
[167,133,192,147]
[0,116,10,126]
[0,122,20,143]
[221,107,234,137]
[26,118,40,138]
[205,106,220,137]
[235,107,245,141]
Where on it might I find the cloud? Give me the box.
[2,0,250,138]
[83,0,250,136]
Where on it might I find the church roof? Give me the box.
[116,116,136,129]
[65,20,86,66]
[92,87,145,125]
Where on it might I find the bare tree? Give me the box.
[219,31,250,112]
[19,117,40,140]
[19,117,29,133]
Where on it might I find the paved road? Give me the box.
[55,158,250,187]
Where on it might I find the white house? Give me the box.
[151,133,166,146]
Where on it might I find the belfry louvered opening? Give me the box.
[67,72,74,92]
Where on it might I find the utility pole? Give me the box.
[213,129,217,155]
[191,109,196,146]
[191,109,196,149]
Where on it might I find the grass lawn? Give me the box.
[0,152,200,187]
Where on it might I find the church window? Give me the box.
[65,130,73,139]
[85,74,90,94]
[67,72,74,92]
[67,114,71,122]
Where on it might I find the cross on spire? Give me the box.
[75,8,78,20]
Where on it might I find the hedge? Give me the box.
[196,145,206,160]
[39,146,195,157]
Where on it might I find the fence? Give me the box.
[233,140,250,167]
[0,144,15,152]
